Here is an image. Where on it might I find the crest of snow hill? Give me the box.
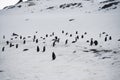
[1,0,120,13]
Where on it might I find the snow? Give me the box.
[0,0,120,80]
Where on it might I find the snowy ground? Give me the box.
[0,0,120,80]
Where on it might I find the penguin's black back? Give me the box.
[52,52,56,60]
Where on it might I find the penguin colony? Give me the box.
[0,31,115,61]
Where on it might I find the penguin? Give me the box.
[86,40,89,43]
[76,31,78,34]
[109,36,112,40]
[50,35,52,37]
[94,40,98,46]
[42,46,46,52]
[10,43,12,47]
[10,43,14,47]
[62,30,64,34]
[37,46,40,52]
[43,38,45,40]
[90,38,93,46]
[46,34,48,37]
[33,35,36,40]
[3,35,5,39]
[23,49,29,51]
[52,32,54,36]
[23,40,26,44]
[33,38,35,42]
[15,37,18,39]
[12,33,18,36]
[76,35,79,39]
[65,32,68,35]
[23,37,26,40]
[52,52,56,60]
[6,41,9,45]
[27,36,31,38]
[70,34,72,37]
[105,36,107,42]
[81,35,84,38]
[43,42,46,44]
[84,32,87,35]
[65,39,68,45]
[11,38,13,40]
[52,41,56,47]
[72,40,76,43]
[16,44,19,48]
[106,34,108,36]
[36,39,38,43]
[55,36,58,40]
[2,47,5,52]
[102,32,106,34]
[20,36,22,39]
[118,39,120,41]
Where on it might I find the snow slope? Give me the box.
[0,0,120,80]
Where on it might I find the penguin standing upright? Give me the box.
[76,31,78,34]
[81,35,84,38]
[70,34,72,37]
[62,30,64,34]
[52,41,56,47]
[55,36,58,40]
[94,40,98,46]
[65,39,68,45]
[46,34,48,37]
[52,52,56,60]
[109,36,112,40]
[105,36,107,42]
[2,47,5,52]
[23,40,26,44]
[36,39,38,43]
[76,35,79,39]
[6,41,9,45]
[10,43,14,47]
[33,35,36,40]
[42,46,46,52]
[84,32,87,35]
[90,38,93,46]
[33,38,35,42]
[16,44,19,48]
[37,46,40,52]
[3,35,5,39]
[20,36,22,39]
[10,43,12,47]
[52,32,54,36]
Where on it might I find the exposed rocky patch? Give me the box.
[1,0,120,13]
[100,1,120,9]
[59,2,82,9]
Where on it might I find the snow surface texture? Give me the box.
[0,0,120,80]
